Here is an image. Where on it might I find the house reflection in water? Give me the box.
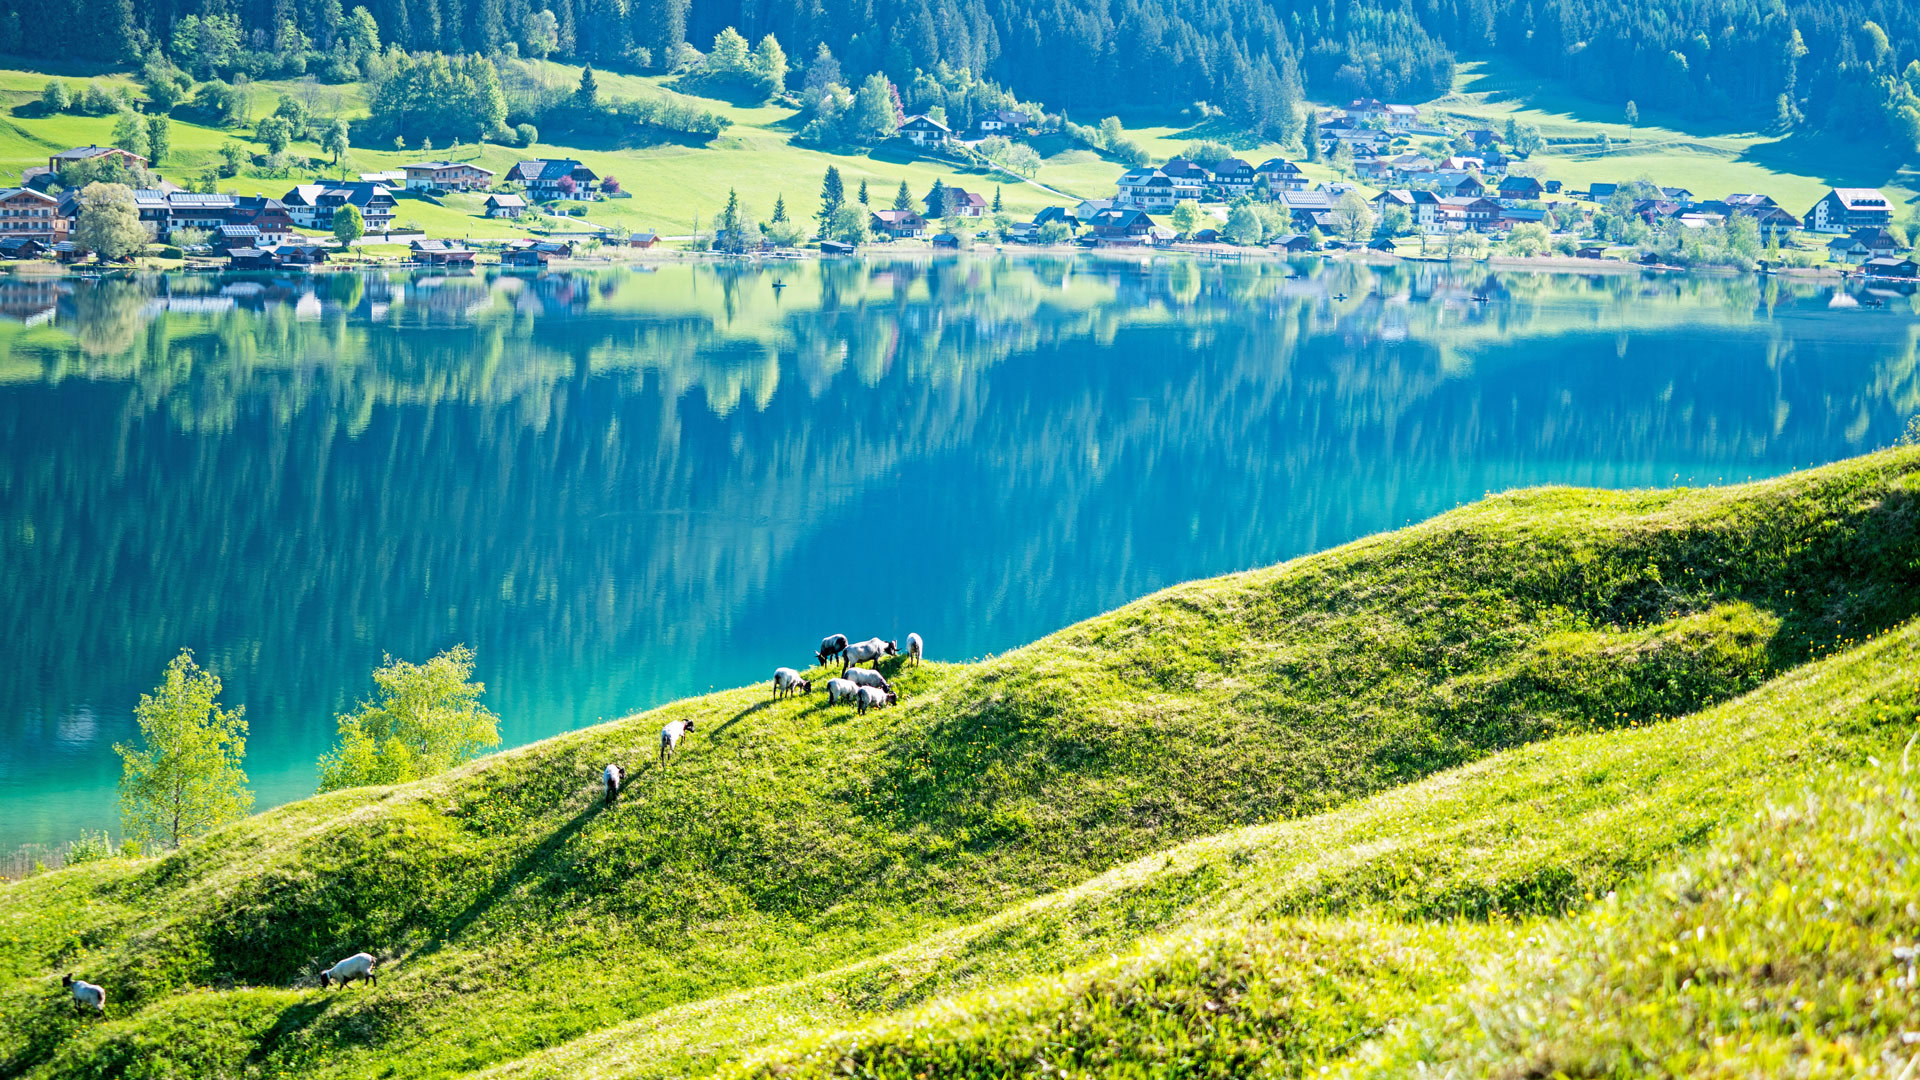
[0,277,61,326]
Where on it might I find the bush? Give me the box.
[515,122,538,147]
[66,830,114,865]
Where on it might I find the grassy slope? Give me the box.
[3,448,1918,1078]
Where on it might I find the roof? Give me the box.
[1211,158,1254,176]
[901,114,951,132]
[985,109,1029,124]
[1279,191,1334,211]
[871,209,925,225]
[485,193,527,207]
[1256,158,1301,174]
[410,238,472,253]
[218,225,260,237]
[1159,157,1208,180]
[1832,188,1889,209]
[513,159,594,183]
[169,192,237,208]
[1497,174,1543,190]
[405,161,496,174]
[1117,168,1167,185]
[1089,207,1152,228]
[51,145,137,162]
[0,186,56,204]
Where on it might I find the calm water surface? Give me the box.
[2,256,1915,850]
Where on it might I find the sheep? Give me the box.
[62,974,104,1014]
[773,667,812,699]
[603,763,625,803]
[319,953,377,989]
[905,633,923,667]
[660,718,695,765]
[825,677,859,705]
[815,634,849,666]
[841,638,897,672]
[844,667,892,692]
[856,685,897,715]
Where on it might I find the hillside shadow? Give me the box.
[429,801,603,949]
[708,698,773,740]
[1736,132,1909,194]
[245,999,334,1065]
[662,74,770,109]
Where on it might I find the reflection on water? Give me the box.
[1,256,1915,849]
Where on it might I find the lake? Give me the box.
[2,255,1914,853]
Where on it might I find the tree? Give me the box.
[818,165,845,234]
[1380,204,1412,237]
[1507,222,1550,256]
[1225,202,1265,245]
[218,141,247,177]
[142,57,192,112]
[849,73,898,142]
[707,27,752,75]
[1625,100,1640,125]
[1038,219,1072,244]
[1170,200,1203,237]
[115,650,251,851]
[333,203,364,245]
[112,110,150,159]
[41,79,70,113]
[576,64,599,108]
[323,118,350,165]
[828,203,869,245]
[1303,108,1321,161]
[771,194,788,222]
[317,647,498,792]
[893,180,913,211]
[753,34,787,97]
[1598,132,1612,155]
[992,185,1003,212]
[1334,189,1375,241]
[515,123,539,147]
[923,178,947,218]
[803,43,841,102]
[256,115,292,155]
[857,179,869,205]
[146,116,171,166]
[523,8,558,59]
[75,183,146,261]
[716,187,756,253]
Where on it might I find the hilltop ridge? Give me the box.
[3,446,1919,1078]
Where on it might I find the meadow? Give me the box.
[3,445,1919,1078]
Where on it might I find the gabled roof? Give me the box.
[1159,157,1208,180]
[405,161,496,174]
[1210,157,1254,177]
[167,192,236,209]
[1279,190,1334,211]
[901,114,951,132]
[870,208,926,226]
[1089,207,1152,228]
[52,144,139,163]
[1831,188,1888,209]
[1255,158,1302,175]
[0,186,57,204]
[485,193,527,207]
[513,159,595,183]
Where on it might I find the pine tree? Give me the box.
[817,166,844,234]
[893,180,913,211]
[992,185,1003,212]
[858,178,869,204]
[577,64,599,108]
[924,178,947,218]
[1304,108,1321,161]
[772,194,787,222]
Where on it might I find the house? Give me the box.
[1495,175,1544,203]
[1498,207,1549,229]
[1589,182,1620,200]
[1269,234,1313,253]
[1158,157,1209,201]
[1437,196,1499,232]
[358,169,406,185]
[410,238,476,266]
[975,109,1030,134]
[1191,228,1220,243]
[281,182,397,231]
[1864,255,1919,278]
[1806,188,1892,234]
[930,232,960,249]
[818,239,856,255]
[0,187,60,241]
[1346,99,1417,128]
[1576,245,1607,259]
[1738,204,1801,242]
[1277,189,1335,229]
[165,192,238,236]
[228,195,294,245]
[1085,206,1154,244]
[508,159,599,201]
[272,242,329,265]
[1255,158,1308,192]
[1658,187,1695,207]
[225,247,276,270]
[1368,236,1398,252]
[501,246,550,267]
[1006,221,1040,242]
[47,144,147,177]
[944,189,988,218]
[0,236,45,258]
[1544,179,1563,194]
[1115,168,1177,212]
[131,189,171,238]
[484,193,527,219]
[870,208,929,239]
[213,224,261,251]
[1372,189,1415,215]
[1827,227,1904,265]
[51,240,82,263]
[1209,158,1256,197]
[629,230,658,248]
[1440,173,1486,198]
[1034,206,1073,228]
[899,114,952,148]
[1070,199,1113,224]
[1460,129,1498,148]
[1436,156,1485,173]
[402,161,496,192]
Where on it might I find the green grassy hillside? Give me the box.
[3,448,1919,1078]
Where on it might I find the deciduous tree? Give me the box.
[115,650,252,850]
[316,646,498,792]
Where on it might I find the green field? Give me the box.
[4,446,1920,1078]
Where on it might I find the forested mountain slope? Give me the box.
[2,448,1917,1078]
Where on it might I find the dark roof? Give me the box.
[1089,207,1153,229]
[513,159,596,183]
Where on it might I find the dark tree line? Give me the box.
[2,0,1919,147]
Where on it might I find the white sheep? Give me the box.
[603,763,625,802]
[62,974,104,1014]
[844,667,892,692]
[825,677,859,705]
[905,633,923,667]
[815,634,849,666]
[772,667,813,699]
[660,718,695,765]
[856,685,897,714]
[319,952,377,989]
[840,638,897,672]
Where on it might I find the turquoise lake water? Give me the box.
[1,256,1915,852]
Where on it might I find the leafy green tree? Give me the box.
[75,182,147,260]
[1507,222,1550,256]
[323,118,350,165]
[255,114,292,154]
[1225,202,1265,245]
[1334,189,1375,241]
[522,8,558,59]
[112,110,150,158]
[142,57,192,112]
[218,141,247,177]
[716,187,757,253]
[753,34,788,96]
[850,73,898,142]
[576,64,599,108]
[828,203,869,245]
[1170,200,1203,237]
[316,646,499,792]
[515,122,539,147]
[1038,219,1072,244]
[41,79,70,113]
[115,650,252,850]
[1379,204,1412,237]
[893,180,913,211]
[333,203,364,245]
[707,27,752,75]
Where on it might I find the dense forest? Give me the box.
[3,0,1920,147]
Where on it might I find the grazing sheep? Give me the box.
[815,634,850,666]
[841,638,897,671]
[825,677,859,705]
[319,953,377,989]
[660,718,695,765]
[62,975,104,1014]
[773,667,812,699]
[844,667,892,692]
[856,685,897,715]
[905,633,923,667]
[603,763,625,802]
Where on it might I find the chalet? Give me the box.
[899,114,952,148]
[1277,189,1334,229]
[281,183,397,231]
[166,192,237,235]
[1660,187,1695,207]
[1436,156,1485,173]
[225,247,277,270]
[273,243,329,265]
[1191,228,1220,243]
[944,189,988,218]
[483,193,527,219]
[1086,206,1154,244]
[403,161,496,192]
[1806,188,1892,234]
[1576,245,1607,259]
[1440,173,1485,198]
[1115,168,1177,212]
[1827,227,1904,265]
[1034,206,1073,228]
[1209,158,1256,197]
[230,196,294,245]
[1346,99,1418,129]
[508,159,599,201]
[1739,205,1801,242]
[1460,129,1498,148]
[1269,234,1313,253]
[1725,193,1777,211]
[1158,158,1209,201]
[1589,183,1620,200]
[501,246,549,267]
[48,144,147,177]
[1631,199,1682,224]
[0,236,45,258]
[132,189,171,238]
[1495,175,1543,203]
[975,109,1030,134]
[1437,196,1499,233]
[870,208,929,239]
[1070,199,1112,223]
[51,240,82,263]
[1544,179,1562,194]
[1255,158,1308,192]
[931,232,960,249]
[0,187,60,241]
[1372,189,1414,215]
[213,224,262,251]
[1355,157,1396,183]
[410,238,476,266]
[1864,255,1919,279]
[629,230,658,248]
[1006,221,1040,242]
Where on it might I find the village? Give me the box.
[0,95,1908,281]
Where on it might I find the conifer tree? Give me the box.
[924,178,947,218]
[771,193,787,222]
[576,64,598,108]
[858,178,869,204]
[893,180,913,211]
[817,165,844,234]
[992,185,1003,212]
